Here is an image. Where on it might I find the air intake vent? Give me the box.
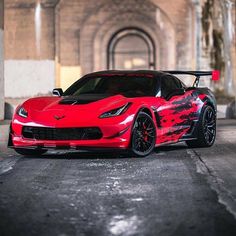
[22,126,102,140]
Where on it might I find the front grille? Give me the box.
[22,126,102,140]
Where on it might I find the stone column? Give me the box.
[220,0,235,96]
[192,0,202,71]
[0,0,4,120]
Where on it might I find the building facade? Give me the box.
[4,0,236,98]
[0,0,4,120]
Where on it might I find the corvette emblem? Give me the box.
[54,115,65,120]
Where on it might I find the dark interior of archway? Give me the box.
[108,28,155,70]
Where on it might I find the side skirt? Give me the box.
[154,121,199,147]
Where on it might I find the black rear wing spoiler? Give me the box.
[163,70,220,87]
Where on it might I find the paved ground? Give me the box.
[0,120,236,236]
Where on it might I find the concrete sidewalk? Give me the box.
[217,105,227,119]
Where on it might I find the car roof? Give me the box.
[82,70,167,78]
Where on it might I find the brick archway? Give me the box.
[107,27,156,70]
[80,1,176,75]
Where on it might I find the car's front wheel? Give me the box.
[14,148,47,156]
[186,105,216,148]
[131,112,156,157]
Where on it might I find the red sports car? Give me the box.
[8,70,219,157]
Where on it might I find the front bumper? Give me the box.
[10,135,130,149]
[9,121,132,150]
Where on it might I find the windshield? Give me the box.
[63,75,158,98]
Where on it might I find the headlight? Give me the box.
[99,103,132,118]
[17,107,28,118]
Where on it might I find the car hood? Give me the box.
[20,94,131,126]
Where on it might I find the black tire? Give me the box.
[131,112,156,157]
[186,105,216,148]
[14,148,47,156]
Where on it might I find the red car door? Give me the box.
[154,75,193,144]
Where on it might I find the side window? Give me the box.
[173,77,183,88]
[161,76,182,98]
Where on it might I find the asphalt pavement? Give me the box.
[0,120,236,236]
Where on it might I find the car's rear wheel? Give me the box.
[131,112,156,157]
[186,105,216,148]
[14,148,47,156]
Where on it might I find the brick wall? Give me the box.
[4,3,56,97]
[4,0,234,96]
[5,6,55,60]
[4,0,196,93]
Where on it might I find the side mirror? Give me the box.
[53,88,63,97]
[166,88,185,100]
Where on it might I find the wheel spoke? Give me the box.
[205,132,209,142]
[207,129,213,136]
[207,123,215,128]
[142,142,148,150]
[146,123,152,129]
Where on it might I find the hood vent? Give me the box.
[59,94,109,105]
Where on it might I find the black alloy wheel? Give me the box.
[131,112,156,157]
[203,106,216,145]
[186,105,216,148]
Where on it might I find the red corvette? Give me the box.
[8,70,219,157]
